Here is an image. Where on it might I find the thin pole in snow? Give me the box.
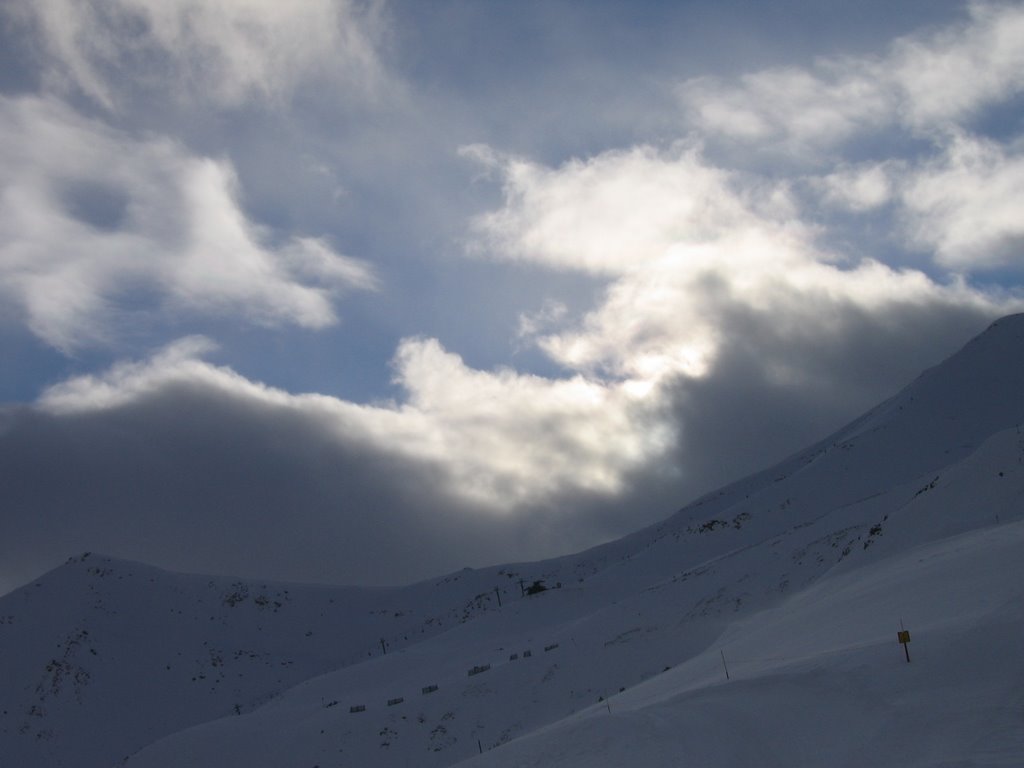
[720,649,730,680]
[898,618,911,663]
[494,586,502,607]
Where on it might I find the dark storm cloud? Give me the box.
[0,381,522,595]
[659,301,998,498]
[0,302,1000,597]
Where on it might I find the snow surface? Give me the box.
[456,519,1024,767]
[2,314,1023,767]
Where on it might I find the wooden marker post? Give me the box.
[897,629,911,662]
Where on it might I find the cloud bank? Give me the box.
[466,142,1012,387]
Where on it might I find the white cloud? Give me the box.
[678,2,1024,150]
[39,335,674,509]
[899,133,1024,270]
[465,142,1017,390]
[679,62,892,150]
[674,3,1024,276]
[39,335,223,412]
[813,163,895,212]
[889,1,1024,129]
[0,95,376,351]
[516,300,569,345]
[12,0,389,110]
[385,338,674,504]
[467,144,773,276]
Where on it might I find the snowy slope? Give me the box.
[0,552,607,767]
[118,421,1024,768]
[455,519,1024,768]
[3,314,1024,767]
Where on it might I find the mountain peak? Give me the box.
[851,311,1024,444]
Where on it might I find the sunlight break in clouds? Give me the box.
[14,0,388,110]
[465,143,1011,390]
[39,336,673,509]
[0,96,376,352]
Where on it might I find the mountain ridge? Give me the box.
[3,313,1023,767]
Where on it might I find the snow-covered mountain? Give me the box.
[3,314,1023,768]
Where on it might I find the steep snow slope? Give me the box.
[3,314,1024,767]
[114,315,1024,767]
[0,554,585,767]
[119,422,1024,768]
[455,519,1024,768]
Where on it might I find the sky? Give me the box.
[1,0,1023,595]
